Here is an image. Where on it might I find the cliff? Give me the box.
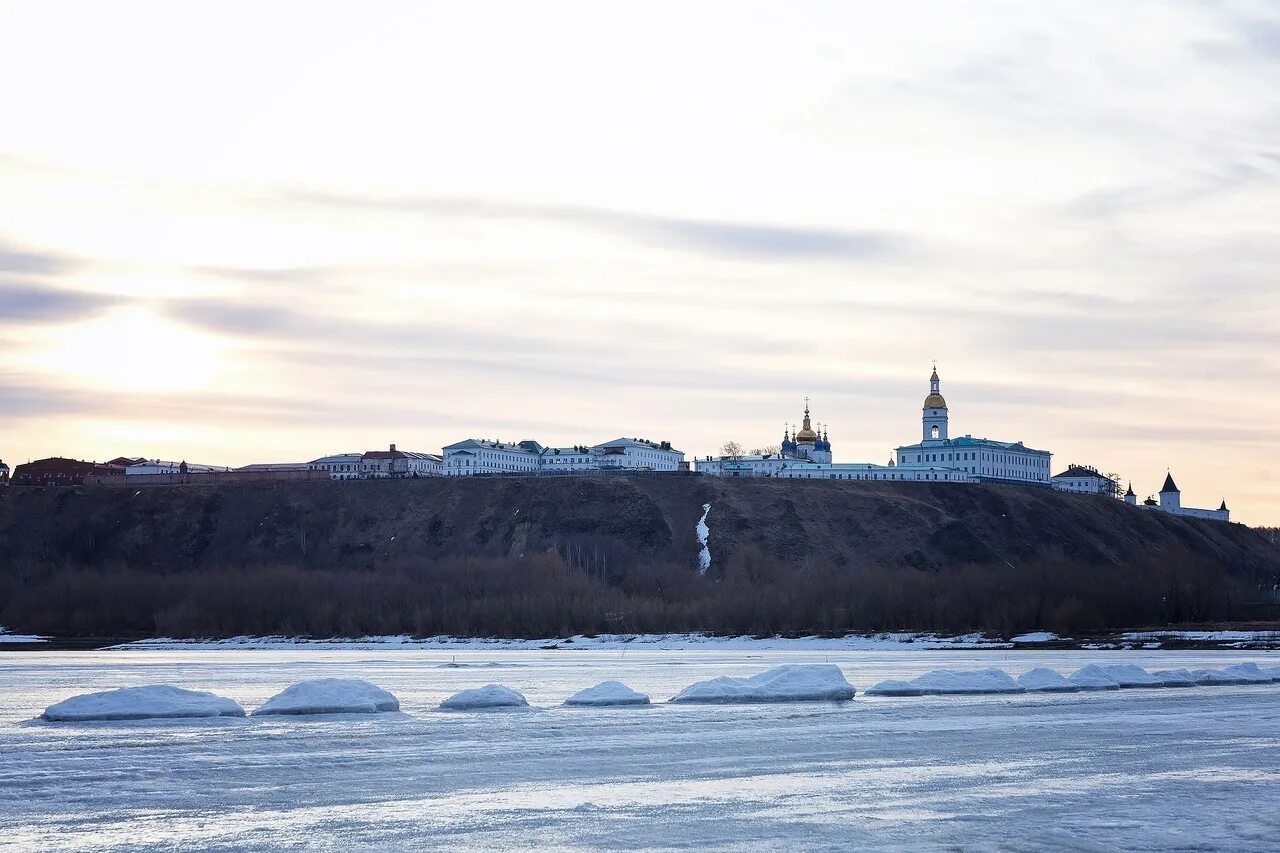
[1,475,1274,577]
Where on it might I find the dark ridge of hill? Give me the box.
[0,476,1275,578]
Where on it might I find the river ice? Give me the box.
[2,647,1279,851]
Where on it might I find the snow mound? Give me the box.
[1010,632,1058,644]
[1068,665,1121,690]
[909,668,1023,695]
[1093,664,1162,688]
[42,685,244,722]
[670,665,855,704]
[865,679,925,697]
[1188,668,1251,686]
[1150,669,1198,688]
[1016,668,1080,693]
[564,681,650,707]
[1221,663,1275,683]
[1191,663,1275,686]
[252,678,399,716]
[1263,666,1280,681]
[439,684,529,710]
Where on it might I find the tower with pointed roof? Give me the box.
[1124,481,1137,506]
[922,363,949,443]
[1159,471,1181,512]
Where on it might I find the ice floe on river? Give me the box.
[252,679,400,716]
[565,681,650,706]
[670,665,856,704]
[42,685,245,722]
[864,679,925,697]
[909,668,1024,695]
[439,684,529,710]
[1015,667,1080,693]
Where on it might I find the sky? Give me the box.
[1,1,1278,524]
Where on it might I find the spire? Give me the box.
[795,397,818,444]
[1219,499,1228,511]
[1125,481,1135,497]
[923,363,947,411]
[1161,471,1180,493]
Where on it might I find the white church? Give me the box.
[696,366,1050,484]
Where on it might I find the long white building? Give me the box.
[443,437,684,476]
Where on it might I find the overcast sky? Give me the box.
[1,1,1277,523]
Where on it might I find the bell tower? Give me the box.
[922,363,949,443]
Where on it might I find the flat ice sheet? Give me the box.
[2,648,1279,850]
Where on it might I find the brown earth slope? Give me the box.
[0,476,1275,578]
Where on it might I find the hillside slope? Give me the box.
[1,476,1275,577]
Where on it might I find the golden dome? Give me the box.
[923,392,947,409]
[795,425,818,444]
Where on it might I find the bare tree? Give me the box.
[719,441,745,460]
[750,444,782,457]
[1106,472,1124,498]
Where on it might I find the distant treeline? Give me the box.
[0,545,1264,639]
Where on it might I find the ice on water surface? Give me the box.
[5,648,1280,852]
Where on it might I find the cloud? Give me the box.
[0,283,120,323]
[0,239,78,276]
[193,265,334,285]
[282,190,911,263]
[1191,13,1280,65]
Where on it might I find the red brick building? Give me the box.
[11,457,124,486]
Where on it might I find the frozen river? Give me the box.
[3,648,1279,851]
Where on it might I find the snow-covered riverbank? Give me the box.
[111,628,1280,652]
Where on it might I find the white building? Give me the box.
[442,437,684,476]
[590,437,684,471]
[894,367,1052,484]
[443,439,544,476]
[308,445,443,480]
[1051,464,1117,496]
[0,459,9,485]
[309,453,364,480]
[777,462,974,482]
[1126,472,1229,522]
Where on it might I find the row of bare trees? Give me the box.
[0,544,1258,639]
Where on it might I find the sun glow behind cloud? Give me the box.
[0,1,1278,522]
